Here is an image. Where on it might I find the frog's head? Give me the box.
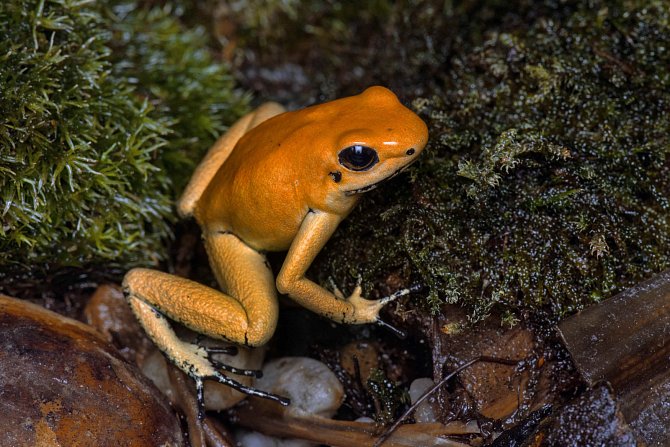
[308,86,429,199]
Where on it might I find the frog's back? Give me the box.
[177,102,286,219]
[194,110,317,251]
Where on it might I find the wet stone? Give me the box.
[559,270,670,446]
[527,383,636,447]
[0,294,183,447]
[255,356,344,418]
[428,305,552,422]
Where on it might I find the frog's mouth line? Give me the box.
[343,164,410,196]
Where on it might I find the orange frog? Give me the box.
[123,86,429,408]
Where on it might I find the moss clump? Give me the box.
[367,368,409,425]
[190,0,405,104]
[204,0,578,105]
[317,0,670,321]
[0,0,246,277]
[108,3,248,194]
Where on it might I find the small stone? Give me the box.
[255,357,344,417]
[409,378,438,423]
[339,340,380,385]
[237,429,314,447]
[355,416,376,423]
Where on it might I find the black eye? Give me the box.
[338,145,379,171]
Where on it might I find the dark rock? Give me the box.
[527,383,636,447]
[559,270,670,446]
[0,294,183,447]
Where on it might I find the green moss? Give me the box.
[227,0,394,47]
[0,0,246,277]
[316,0,670,321]
[367,368,409,425]
[107,2,249,194]
[212,0,582,105]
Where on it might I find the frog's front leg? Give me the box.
[123,232,287,407]
[276,211,391,324]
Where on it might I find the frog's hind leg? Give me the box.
[201,231,280,347]
[122,232,284,407]
[178,102,286,218]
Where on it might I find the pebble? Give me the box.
[255,356,344,418]
[409,377,439,423]
[237,356,344,447]
[237,430,314,447]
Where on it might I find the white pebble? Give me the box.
[236,430,314,447]
[256,357,344,417]
[355,416,376,424]
[409,377,438,423]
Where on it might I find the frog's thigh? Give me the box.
[178,102,286,218]
[124,269,251,346]
[203,231,279,346]
[124,232,277,347]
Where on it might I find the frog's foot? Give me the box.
[327,277,346,299]
[198,343,263,377]
[180,342,273,392]
[345,283,423,331]
[344,284,386,324]
[194,372,290,420]
[187,340,289,420]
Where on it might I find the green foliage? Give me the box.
[108,2,249,194]
[0,0,246,275]
[317,0,670,320]
[367,368,409,425]
[225,0,394,47]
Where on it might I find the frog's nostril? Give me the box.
[406,148,415,156]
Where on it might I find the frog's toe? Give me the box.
[376,318,408,339]
[208,356,263,378]
[193,370,290,420]
[346,283,364,302]
[332,285,345,300]
[379,283,424,305]
[202,345,238,356]
[194,378,208,421]
[208,372,290,406]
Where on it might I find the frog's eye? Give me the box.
[338,145,379,171]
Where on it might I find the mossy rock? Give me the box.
[313,0,670,321]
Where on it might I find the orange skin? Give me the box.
[123,86,428,403]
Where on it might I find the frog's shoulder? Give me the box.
[178,102,286,218]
